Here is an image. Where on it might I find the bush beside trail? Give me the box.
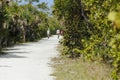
[53,0,120,79]
[0,0,59,52]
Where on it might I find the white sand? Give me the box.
[0,35,60,80]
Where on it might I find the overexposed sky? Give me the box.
[40,0,54,7]
[20,0,54,7]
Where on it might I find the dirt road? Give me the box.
[0,35,60,80]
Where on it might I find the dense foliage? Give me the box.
[54,0,120,79]
[0,0,58,51]
[53,0,91,57]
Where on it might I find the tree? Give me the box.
[54,0,120,79]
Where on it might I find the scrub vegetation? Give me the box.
[0,0,60,52]
[53,0,120,79]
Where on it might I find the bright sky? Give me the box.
[40,0,54,7]
[19,0,54,15]
[39,0,54,15]
[20,0,54,8]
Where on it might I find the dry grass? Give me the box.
[51,45,112,80]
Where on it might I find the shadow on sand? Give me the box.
[0,51,27,59]
[0,65,11,68]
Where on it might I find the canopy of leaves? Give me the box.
[54,0,120,79]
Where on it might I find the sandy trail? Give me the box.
[0,35,60,80]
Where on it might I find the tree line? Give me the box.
[53,0,120,79]
[0,0,60,51]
